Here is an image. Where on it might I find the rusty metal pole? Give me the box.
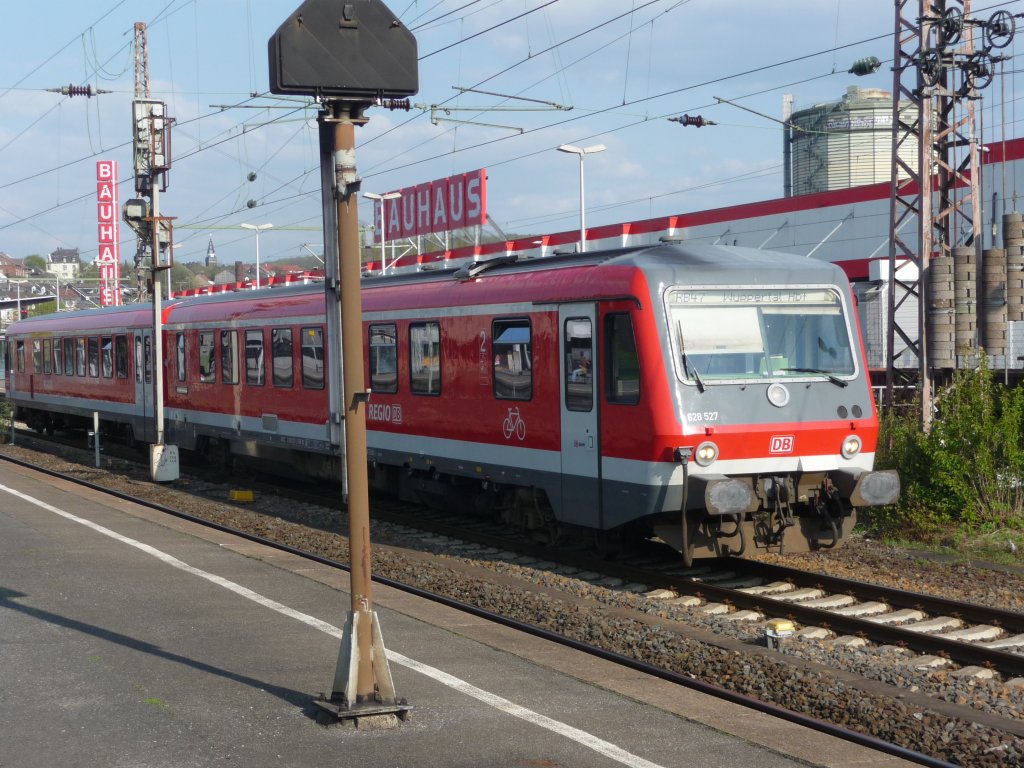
[316,100,408,724]
[334,105,375,701]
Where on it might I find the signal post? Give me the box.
[268,0,418,725]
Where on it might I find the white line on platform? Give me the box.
[1,483,666,768]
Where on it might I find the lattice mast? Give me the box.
[134,22,149,99]
[886,0,1008,429]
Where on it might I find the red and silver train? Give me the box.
[5,243,898,562]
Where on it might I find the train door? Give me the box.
[559,303,600,526]
[133,330,154,443]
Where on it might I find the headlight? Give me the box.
[841,435,862,459]
[694,441,719,466]
[767,383,790,408]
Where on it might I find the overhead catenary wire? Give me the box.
[6,2,1024,264]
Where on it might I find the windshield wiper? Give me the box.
[682,352,706,392]
[780,367,848,388]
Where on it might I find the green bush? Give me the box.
[867,358,1024,544]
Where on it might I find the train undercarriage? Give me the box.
[370,457,876,563]
[17,402,885,564]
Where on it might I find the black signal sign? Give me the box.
[269,0,418,101]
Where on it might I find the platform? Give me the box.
[0,460,917,767]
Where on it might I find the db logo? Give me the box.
[769,435,794,454]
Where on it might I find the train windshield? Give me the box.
[667,287,856,383]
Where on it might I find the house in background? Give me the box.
[0,253,26,280]
[47,247,80,280]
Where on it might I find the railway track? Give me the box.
[12,423,1024,681]
[355,506,1024,679]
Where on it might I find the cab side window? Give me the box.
[605,313,640,405]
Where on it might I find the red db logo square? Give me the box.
[769,436,794,454]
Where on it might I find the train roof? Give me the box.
[5,299,168,335]
[361,242,851,286]
[5,244,853,334]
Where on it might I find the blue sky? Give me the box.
[0,0,1019,272]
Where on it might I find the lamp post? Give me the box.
[240,222,273,289]
[557,143,605,253]
[363,191,401,273]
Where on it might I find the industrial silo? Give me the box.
[784,87,918,197]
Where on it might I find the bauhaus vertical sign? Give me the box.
[96,160,121,306]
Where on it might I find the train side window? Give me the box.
[221,330,239,385]
[77,338,86,377]
[245,329,265,386]
[101,336,113,378]
[32,340,42,374]
[301,326,325,390]
[409,322,441,396]
[43,339,52,375]
[604,313,640,405]
[144,336,152,383]
[198,331,216,383]
[63,338,74,376]
[564,317,593,412]
[115,335,129,379]
[88,337,99,377]
[492,319,532,401]
[369,323,397,394]
[175,333,186,382]
[271,328,293,388]
[53,338,62,375]
[16,340,24,373]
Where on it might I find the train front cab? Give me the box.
[647,279,899,564]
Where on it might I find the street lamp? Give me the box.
[240,222,273,289]
[557,143,605,253]
[363,191,401,273]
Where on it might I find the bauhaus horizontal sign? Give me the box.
[373,168,486,243]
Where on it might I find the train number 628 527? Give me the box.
[685,411,719,423]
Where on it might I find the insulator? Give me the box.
[380,98,411,111]
[670,114,715,127]
[848,56,881,76]
[65,84,95,98]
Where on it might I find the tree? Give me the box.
[24,254,46,273]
